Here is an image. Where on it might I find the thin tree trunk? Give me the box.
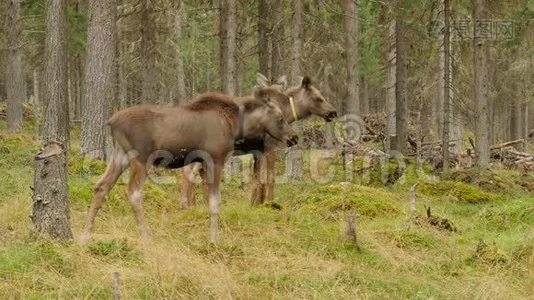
[32,0,73,241]
[173,1,187,104]
[345,0,359,118]
[441,0,451,170]
[81,0,117,159]
[141,0,157,104]
[258,0,271,79]
[474,0,490,168]
[394,9,408,154]
[219,0,237,95]
[33,68,41,138]
[270,0,284,80]
[5,0,25,133]
[360,75,369,115]
[386,19,396,148]
[290,0,302,85]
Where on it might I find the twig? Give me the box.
[112,271,121,300]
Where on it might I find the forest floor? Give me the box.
[0,119,533,299]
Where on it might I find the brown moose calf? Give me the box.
[81,88,297,243]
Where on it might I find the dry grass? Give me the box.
[1,124,533,299]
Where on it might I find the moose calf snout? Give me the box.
[287,134,299,147]
[325,111,337,122]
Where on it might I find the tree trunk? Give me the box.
[141,0,157,104]
[270,0,284,81]
[258,0,271,79]
[32,142,73,240]
[81,0,117,159]
[511,89,523,140]
[441,0,451,170]
[33,0,72,241]
[173,1,187,104]
[32,68,41,138]
[43,0,70,145]
[219,0,237,95]
[360,75,369,115]
[393,11,408,154]
[386,19,396,149]
[5,0,25,133]
[473,0,490,168]
[290,0,302,85]
[344,0,359,119]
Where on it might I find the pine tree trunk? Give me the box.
[173,1,187,104]
[258,0,271,79]
[473,0,490,168]
[270,0,284,80]
[345,0,359,118]
[43,0,70,145]
[394,10,408,154]
[219,0,236,95]
[386,19,397,148]
[81,0,117,159]
[5,0,25,133]
[141,0,157,104]
[32,142,72,240]
[33,0,72,241]
[290,0,302,85]
[360,75,369,115]
[441,0,451,170]
[287,0,303,179]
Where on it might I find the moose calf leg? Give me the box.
[81,151,126,243]
[250,154,267,205]
[207,164,222,243]
[180,165,196,209]
[127,159,151,238]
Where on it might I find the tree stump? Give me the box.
[32,141,73,240]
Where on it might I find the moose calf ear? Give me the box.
[275,75,288,91]
[254,87,271,103]
[301,76,312,89]
[256,73,270,88]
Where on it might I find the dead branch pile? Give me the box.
[491,140,534,171]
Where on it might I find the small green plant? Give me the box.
[88,239,138,261]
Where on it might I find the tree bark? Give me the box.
[141,0,157,104]
[473,0,490,168]
[441,0,451,170]
[81,0,117,159]
[43,0,70,145]
[33,0,72,240]
[386,19,396,149]
[173,1,187,104]
[258,0,271,79]
[5,0,25,133]
[270,0,284,80]
[345,0,359,118]
[32,142,73,240]
[360,75,369,115]
[219,0,237,95]
[290,0,302,85]
[393,9,408,154]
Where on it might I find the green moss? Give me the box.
[381,230,437,249]
[443,169,519,194]
[301,184,401,218]
[0,239,73,278]
[418,180,505,203]
[68,148,106,176]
